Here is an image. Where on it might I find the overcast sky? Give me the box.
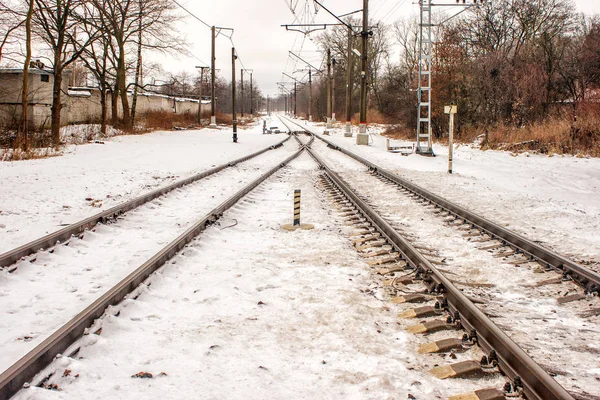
[165,0,600,97]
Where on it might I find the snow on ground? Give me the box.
[0,136,299,374]
[13,153,505,399]
[308,138,600,396]
[2,114,600,398]
[0,117,284,253]
[311,121,600,267]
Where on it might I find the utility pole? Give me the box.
[195,66,209,124]
[241,68,244,118]
[327,48,332,128]
[357,0,369,141]
[345,25,353,137]
[308,68,312,121]
[210,25,234,128]
[294,81,297,117]
[413,1,478,155]
[210,26,217,127]
[232,47,237,143]
[332,58,336,123]
[250,71,253,116]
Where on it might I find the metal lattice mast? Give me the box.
[417,0,434,155]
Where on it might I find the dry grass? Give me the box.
[1,147,61,161]
[350,109,392,125]
[215,112,233,125]
[381,124,414,140]
[141,110,198,131]
[460,108,600,157]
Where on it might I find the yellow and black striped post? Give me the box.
[293,189,301,225]
[281,189,314,231]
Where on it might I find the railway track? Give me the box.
[2,123,597,399]
[0,135,291,269]
[279,115,600,399]
[0,137,301,399]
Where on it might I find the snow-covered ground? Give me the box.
[0,118,285,253]
[0,134,299,374]
[11,152,506,399]
[309,121,600,268]
[308,138,600,396]
[2,115,599,398]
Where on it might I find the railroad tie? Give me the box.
[349,229,374,237]
[406,319,454,334]
[399,305,439,319]
[430,360,484,379]
[375,262,408,274]
[462,231,482,238]
[356,240,387,251]
[361,249,391,258]
[557,293,586,304]
[352,233,381,245]
[384,276,414,286]
[478,243,504,251]
[448,388,506,400]
[469,236,492,243]
[418,337,465,354]
[391,294,429,304]
[368,254,401,266]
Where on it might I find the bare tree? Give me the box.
[18,0,33,150]
[87,0,182,130]
[0,1,25,64]
[32,0,97,147]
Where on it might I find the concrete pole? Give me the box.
[332,58,336,123]
[345,25,353,137]
[327,48,332,128]
[197,67,206,124]
[250,72,253,116]
[210,26,217,127]
[241,68,244,118]
[232,47,237,143]
[308,68,312,121]
[294,81,297,117]
[358,0,369,136]
[448,112,454,174]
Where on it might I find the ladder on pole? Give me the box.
[416,0,434,155]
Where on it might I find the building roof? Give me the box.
[0,68,54,75]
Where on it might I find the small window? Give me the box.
[41,75,49,82]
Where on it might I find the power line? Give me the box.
[380,0,408,25]
[171,0,211,29]
[171,0,253,75]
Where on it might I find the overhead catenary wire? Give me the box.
[171,0,211,29]
[380,0,408,25]
[169,0,252,80]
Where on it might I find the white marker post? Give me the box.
[444,104,457,174]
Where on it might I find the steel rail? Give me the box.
[0,136,291,268]
[279,115,600,294]
[304,143,574,400]
[0,147,303,399]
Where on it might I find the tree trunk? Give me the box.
[100,87,107,136]
[111,83,118,126]
[51,59,63,149]
[131,8,143,126]
[18,0,34,151]
[117,45,131,129]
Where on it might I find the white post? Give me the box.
[448,112,454,174]
[445,104,457,174]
